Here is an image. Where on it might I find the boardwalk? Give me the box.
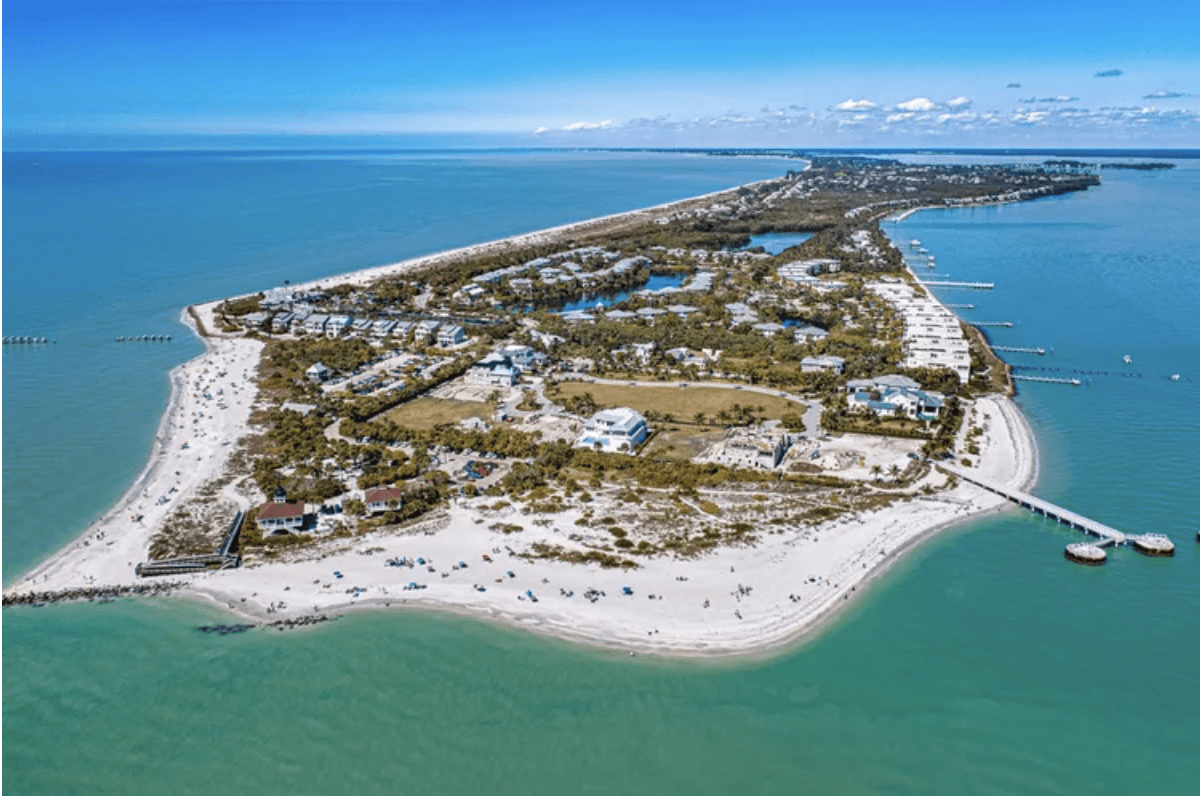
[939,463,1127,545]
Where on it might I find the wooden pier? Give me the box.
[1012,375,1080,386]
[993,346,1046,355]
[939,464,1127,546]
[974,321,1014,328]
[921,280,995,290]
[944,303,975,309]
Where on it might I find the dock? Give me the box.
[944,303,975,309]
[993,346,1046,355]
[1012,375,1080,386]
[921,280,995,290]
[939,464,1126,545]
[974,321,1014,328]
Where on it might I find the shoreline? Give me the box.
[6,176,1045,661]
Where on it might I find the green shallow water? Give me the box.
[5,513,1197,796]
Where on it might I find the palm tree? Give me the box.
[693,412,707,425]
[888,464,902,483]
[870,464,882,483]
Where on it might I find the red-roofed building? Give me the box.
[256,486,307,534]
[365,486,405,515]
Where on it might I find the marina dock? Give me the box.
[974,321,1014,328]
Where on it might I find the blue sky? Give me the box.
[5,0,1199,147]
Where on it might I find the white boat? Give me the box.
[1123,355,1132,364]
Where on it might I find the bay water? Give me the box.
[4,151,1198,795]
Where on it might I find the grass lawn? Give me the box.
[551,382,802,420]
[383,397,491,430]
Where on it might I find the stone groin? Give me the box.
[266,614,337,631]
[2,581,182,607]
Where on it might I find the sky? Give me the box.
[5,0,1200,148]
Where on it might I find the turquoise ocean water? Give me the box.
[4,151,1198,795]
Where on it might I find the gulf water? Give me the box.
[4,151,1198,795]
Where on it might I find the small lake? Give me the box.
[553,273,688,313]
[744,232,813,254]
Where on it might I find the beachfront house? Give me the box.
[306,362,331,382]
[364,486,404,515]
[800,355,846,374]
[256,486,306,535]
[498,345,547,370]
[575,407,649,454]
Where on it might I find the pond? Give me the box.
[744,232,813,255]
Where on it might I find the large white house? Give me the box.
[575,407,649,454]
[846,375,944,421]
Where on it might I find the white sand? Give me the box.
[8,304,262,593]
[175,393,1036,658]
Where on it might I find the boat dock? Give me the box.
[921,280,995,290]
[974,321,1014,328]
[939,464,1126,545]
[993,346,1046,355]
[944,303,975,309]
[1013,375,1080,386]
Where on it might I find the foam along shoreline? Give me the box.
[7,303,263,595]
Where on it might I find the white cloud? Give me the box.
[834,98,876,112]
[1144,90,1188,99]
[896,97,936,112]
[886,112,915,123]
[533,126,548,134]
[946,96,972,109]
[561,119,613,131]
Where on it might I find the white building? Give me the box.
[325,315,353,338]
[303,314,330,336]
[801,355,845,374]
[364,486,405,515]
[468,354,520,386]
[846,375,944,421]
[792,324,828,344]
[575,408,649,455]
[256,486,305,535]
[437,324,466,347]
[306,362,331,382]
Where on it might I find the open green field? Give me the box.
[383,398,491,430]
[551,382,802,420]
